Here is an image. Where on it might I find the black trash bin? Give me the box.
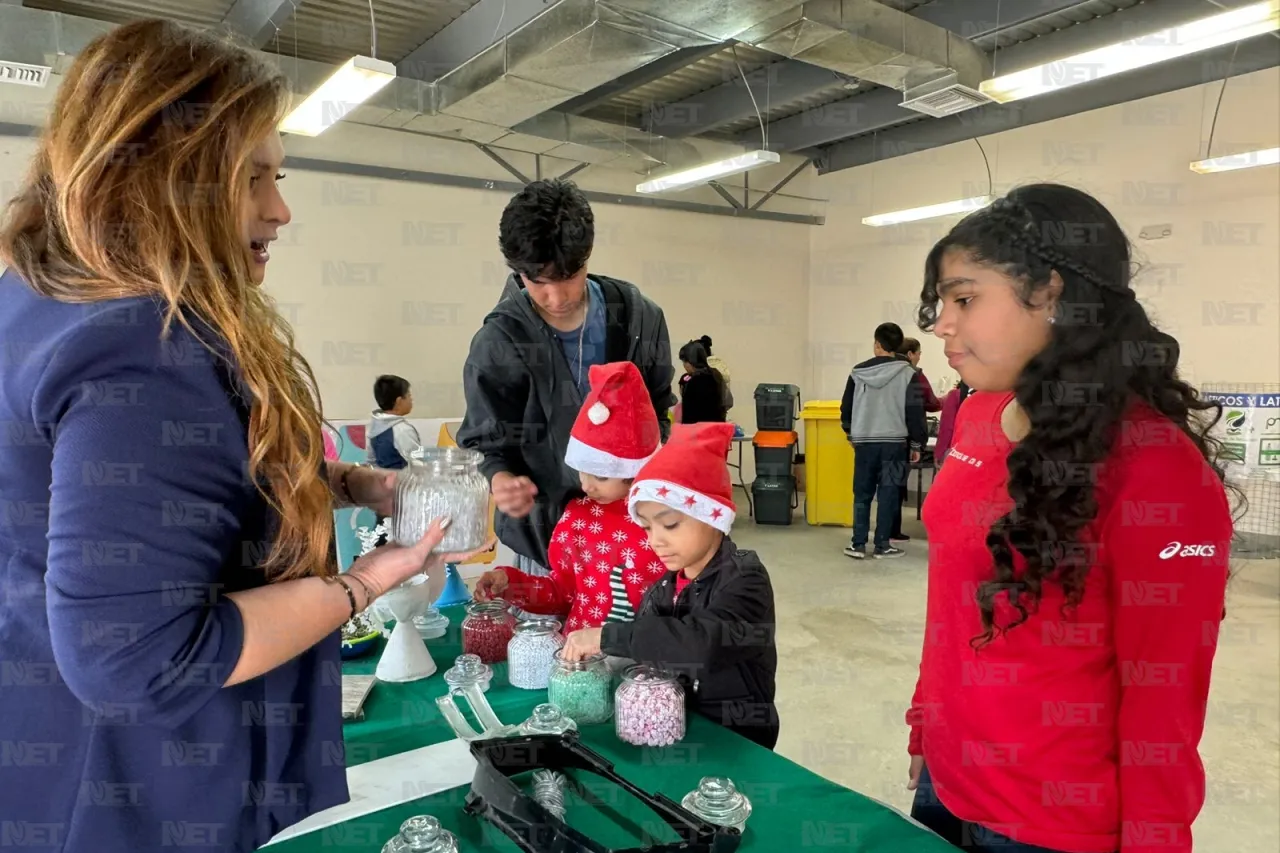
[752,476,795,525]
[754,384,800,431]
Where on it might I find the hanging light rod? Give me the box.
[636,150,780,194]
[862,196,992,227]
[980,0,1280,103]
[1190,146,1280,173]
[280,55,396,137]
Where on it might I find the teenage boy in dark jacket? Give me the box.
[562,423,779,750]
[457,180,677,570]
[839,322,927,560]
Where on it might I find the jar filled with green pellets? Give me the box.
[546,649,613,725]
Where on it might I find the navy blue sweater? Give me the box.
[0,269,346,852]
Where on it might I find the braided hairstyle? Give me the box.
[917,183,1234,646]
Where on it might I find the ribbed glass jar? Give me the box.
[507,618,564,690]
[547,650,613,724]
[614,664,685,746]
[460,601,514,664]
[392,448,488,554]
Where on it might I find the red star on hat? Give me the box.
[626,423,736,534]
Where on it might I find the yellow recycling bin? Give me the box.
[801,400,854,527]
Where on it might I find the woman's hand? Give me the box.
[348,517,494,602]
[562,627,603,661]
[490,471,537,518]
[344,465,398,516]
[474,569,509,601]
[907,756,925,791]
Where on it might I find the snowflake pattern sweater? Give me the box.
[498,497,666,631]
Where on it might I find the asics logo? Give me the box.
[1159,541,1216,559]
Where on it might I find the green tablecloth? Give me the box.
[275,606,953,852]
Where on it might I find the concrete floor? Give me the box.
[728,509,1280,853]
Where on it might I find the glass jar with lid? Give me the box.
[614,664,685,746]
[381,815,458,853]
[442,653,493,694]
[507,618,564,690]
[518,703,578,736]
[393,448,489,554]
[460,601,514,664]
[680,777,752,834]
[547,650,613,724]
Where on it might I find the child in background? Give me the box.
[562,423,779,750]
[473,362,665,632]
[367,374,421,470]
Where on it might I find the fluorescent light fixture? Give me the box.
[862,196,993,227]
[1190,146,1280,173]
[636,150,781,194]
[280,56,396,137]
[980,0,1280,103]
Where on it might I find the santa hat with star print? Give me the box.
[563,361,661,479]
[627,422,736,533]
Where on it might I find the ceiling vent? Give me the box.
[0,60,53,88]
[900,73,994,118]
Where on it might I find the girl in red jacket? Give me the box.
[474,362,666,632]
[907,184,1234,853]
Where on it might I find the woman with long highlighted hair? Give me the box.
[0,20,484,852]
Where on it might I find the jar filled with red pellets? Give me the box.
[614,664,685,747]
[460,600,514,664]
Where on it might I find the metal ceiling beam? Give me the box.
[748,0,1267,153]
[558,43,730,115]
[221,0,298,49]
[397,0,550,82]
[910,0,1097,41]
[648,59,842,137]
[816,33,1280,174]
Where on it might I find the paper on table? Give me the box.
[341,675,377,721]
[264,738,478,845]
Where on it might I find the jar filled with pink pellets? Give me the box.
[614,664,685,747]
[460,600,514,664]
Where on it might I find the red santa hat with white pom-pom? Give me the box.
[627,422,736,533]
[564,362,661,479]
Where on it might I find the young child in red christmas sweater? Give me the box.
[473,362,666,632]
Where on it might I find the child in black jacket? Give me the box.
[562,422,779,749]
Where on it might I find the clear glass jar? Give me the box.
[381,815,458,853]
[507,618,564,690]
[393,448,489,554]
[615,664,685,746]
[547,650,613,724]
[443,653,493,694]
[681,777,752,833]
[460,601,514,664]
[518,703,577,735]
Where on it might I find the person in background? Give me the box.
[457,180,677,574]
[473,362,666,631]
[0,20,487,853]
[933,380,971,465]
[699,334,735,411]
[907,184,1233,853]
[562,423,779,749]
[368,374,422,470]
[887,337,942,542]
[677,339,729,424]
[840,322,927,560]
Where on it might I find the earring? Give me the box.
[1048,316,1056,325]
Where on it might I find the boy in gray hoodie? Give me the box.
[839,323,927,559]
[368,374,421,470]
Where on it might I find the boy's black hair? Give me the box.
[499,179,595,282]
[874,322,905,354]
[899,336,921,355]
[373,375,410,411]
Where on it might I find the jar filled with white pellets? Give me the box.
[614,664,685,747]
[392,448,489,554]
[506,618,565,690]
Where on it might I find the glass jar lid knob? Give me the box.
[397,816,457,853]
[682,776,752,829]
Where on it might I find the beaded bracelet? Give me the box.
[346,572,375,607]
[331,576,360,621]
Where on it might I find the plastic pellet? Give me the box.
[615,672,685,747]
[508,627,564,690]
[547,668,613,724]
[462,619,512,664]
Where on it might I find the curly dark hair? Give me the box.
[917,183,1235,646]
[498,179,594,281]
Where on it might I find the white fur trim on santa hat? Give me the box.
[564,435,657,480]
[627,478,735,534]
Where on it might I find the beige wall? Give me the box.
[808,67,1280,403]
